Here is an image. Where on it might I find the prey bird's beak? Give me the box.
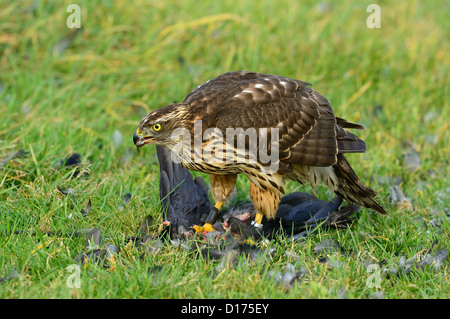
[133,130,154,148]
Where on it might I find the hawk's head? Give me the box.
[133,103,190,148]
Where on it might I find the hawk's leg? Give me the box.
[249,181,281,229]
[193,174,237,234]
[193,202,222,233]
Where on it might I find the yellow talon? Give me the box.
[214,201,223,210]
[193,222,215,234]
[244,238,256,245]
[193,225,203,233]
[254,212,264,225]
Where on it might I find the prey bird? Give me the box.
[134,71,386,233]
[155,143,357,239]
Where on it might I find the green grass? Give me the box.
[0,0,449,299]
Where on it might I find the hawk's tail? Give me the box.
[332,154,387,214]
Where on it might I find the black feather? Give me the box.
[157,145,212,236]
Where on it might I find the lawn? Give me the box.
[0,0,449,299]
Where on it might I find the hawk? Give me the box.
[134,71,386,233]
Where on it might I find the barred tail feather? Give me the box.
[332,154,387,214]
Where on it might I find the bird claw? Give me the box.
[193,223,216,234]
[193,206,222,234]
[243,237,256,245]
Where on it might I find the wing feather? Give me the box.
[183,71,365,169]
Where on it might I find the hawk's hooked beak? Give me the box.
[133,129,154,148]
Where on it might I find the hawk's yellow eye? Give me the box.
[152,123,162,131]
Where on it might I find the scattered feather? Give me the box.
[61,153,82,167]
[52,28,82,56]
[57,186,91,218]
[214,249,240,272]
[402,151,421,172]
[22,104,30,115]
[57,186,75,196]
[123,193,132,205]
[136,215,154,237]
[321,256,347,270]
[0,150,29,167]
[266,263,306,289]
[106,244,119,255]
[434,188,450,216]
[112,130,123,149]
[389,185,412,209]
[372,104,384,119]
[81,199,92,217]
[315,2,333,13]
[73,228,120,268]
[401,142,421,172]
[239,244,276,262]
[170,239,191,251]
[86,228,101,249]
[59,153,86,177]
[383,248,448,277]
[118,193,132,211]
[0,269,20,283]
[137,237,163,255]
[313,239,341,255]
[418,249,448,271]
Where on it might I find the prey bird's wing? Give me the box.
[157,145,211,229]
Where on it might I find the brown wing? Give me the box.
[335,117,366,153]
[184,71,364,168]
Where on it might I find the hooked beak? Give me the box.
[133,130,154,148]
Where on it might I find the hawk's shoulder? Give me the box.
[184,71,313,106]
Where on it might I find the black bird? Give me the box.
[157,145,212,238]
[224,193,357,239]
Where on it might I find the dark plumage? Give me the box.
[157,145,211,237]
